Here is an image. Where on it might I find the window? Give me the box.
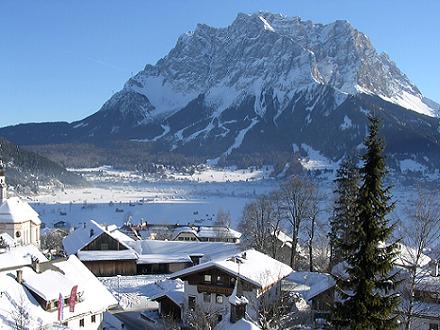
[91,315,96,323]
[101,243,109,250]
[429,324,439,330]
[216,294,223,304]
[204,274,212,283]
[188,296,196,311]
[216,275,223,285]
[203,293,211,303]
[79,319,84,327]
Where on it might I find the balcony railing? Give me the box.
[197,284,233,296]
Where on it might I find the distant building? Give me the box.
[0,164,41,247]
[53,220,70,229]
[283,271,336,328]
[169,249,292,326]
[0,243,117,329]
[64,220,240,277]
[63,220,138,276]
[127,239,239,275]
[122,223,242,243]
[173,226,242,243]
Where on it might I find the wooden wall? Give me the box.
[82,232,127,251]
[83,260,136,277]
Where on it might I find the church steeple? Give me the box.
[0,160,7,204]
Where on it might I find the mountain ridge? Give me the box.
[1,12,439,173]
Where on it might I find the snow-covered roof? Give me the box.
[63,219,134,255]
[216,318,261,330]
[127,239,240,262]
[171,249,293,289]
[0,255,117,329]
[0,232,15,248]
[137,254,192,264]
[77,250,138,261]
[0,244,47,269]
[0,197,41,225]
[284,271,336,301]
[173,226,198,237]
[150,287,185,306]
[272,229,293,248]
[172,225,242,240]
[196,226,242,239]
[395,244,432,268]
[22,267,76,301]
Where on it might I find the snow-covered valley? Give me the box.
[25,165,438,235]
[30,166,278,229]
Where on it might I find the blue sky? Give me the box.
[1,0,439,126]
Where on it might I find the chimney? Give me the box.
[83,222,86,229]
[229,277,248,324]
[16,269,23,284]
[31,256,41,273]
[90,229,94,237]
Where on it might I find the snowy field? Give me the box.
[26,165,440,233]
[30,166,278,229]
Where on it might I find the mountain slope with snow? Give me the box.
[1,12,439,171]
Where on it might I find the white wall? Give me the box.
[181,280,283,324]
[401,316,440,330]
[65,312,103,330]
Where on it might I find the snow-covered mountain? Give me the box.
[1,12,440,170]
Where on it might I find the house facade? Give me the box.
[63,220,137,276]
[0,244,117,329]
[170,249,293,326]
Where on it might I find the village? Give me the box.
[1,157,440,330]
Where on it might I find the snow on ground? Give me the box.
[299,143,338,171]
[25,165,440,248]
[340,115,352,130]
[30,167,277,229]
[399,159,427,173]
[69,165,274,184]
[169,166,274,182]
[31,193,253,229]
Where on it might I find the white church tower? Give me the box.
[0,160,41,246]
[0,160,6,204]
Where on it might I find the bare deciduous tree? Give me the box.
[41,229,67,255]
[215,208,232,228]
[280,176,315,269]
[305,186,320,272]
[186,304,224,330]
[239,195,276,256]
[10,293,30,330]
[399,189,440,330]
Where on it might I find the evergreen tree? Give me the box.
[329,155,360,269]
[333,115,400,329]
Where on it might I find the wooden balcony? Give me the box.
[197,284,233,296]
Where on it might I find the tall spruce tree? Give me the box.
[329,155,360,269]
[333,115,400,329]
